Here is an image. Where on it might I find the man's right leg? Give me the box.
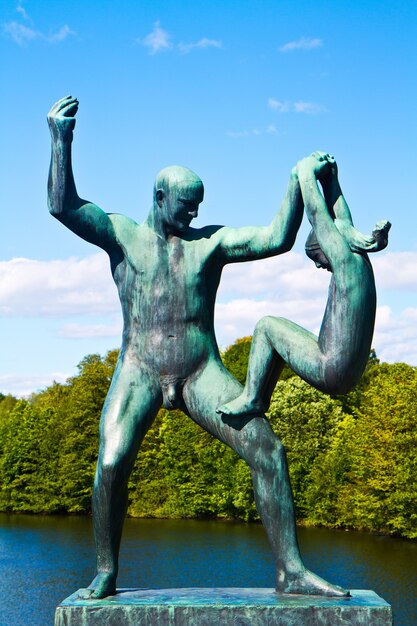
[185,359,348,596]
[79,357,162,599]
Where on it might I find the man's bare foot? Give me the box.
[216,393,264,417]
[335,218,391,253]
[277,567,350,597]
[78,572,116,599]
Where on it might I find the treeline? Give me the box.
[0,338,416,539]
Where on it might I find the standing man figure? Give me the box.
[47,96,377,599]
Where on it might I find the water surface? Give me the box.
[0,514,415,625]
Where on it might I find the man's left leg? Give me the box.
[183,357,348,596]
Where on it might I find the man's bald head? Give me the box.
[154,165,203,201]
[152,165,204,236]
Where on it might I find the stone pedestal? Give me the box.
[54,587,393,625]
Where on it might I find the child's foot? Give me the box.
[335,218,391,253]
[217,393,265,417]
[371,219,391,251]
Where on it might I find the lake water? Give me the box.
[0,513,416,625]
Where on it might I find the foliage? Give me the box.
[128,408,257,521]
[305,362,417,539]
[0,351,116,513]
[336,348,380,414]
[267,378,344,517]
[221,336,252,385]
[0,341,416,539]
[0,394,18,424]
[221,335,296,384]
[0,400,61,512]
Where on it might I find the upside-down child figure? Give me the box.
[218,152,390,418]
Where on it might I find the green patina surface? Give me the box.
[47,97,389,600]
[55,588,393,626]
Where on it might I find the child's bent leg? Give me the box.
[218,316,325,417]
[218,317,283,417]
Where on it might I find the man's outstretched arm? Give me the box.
[214,168,303,263]
[47,96,118,253]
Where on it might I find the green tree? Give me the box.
[305,363,417,538]
[267,378,345,517]
[337,348,381,413]
[1,342,416,540]
[222,336,252,385]
[0,393,18,425]
[128,408,257,520]
[0,400,62,512]
[56,352,115,511]
[222,336,296,385]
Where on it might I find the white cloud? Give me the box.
[279,37,323,52]
[403,307,417,322]
[47,25,75,43]
[373,305,417,365]
[0,254,118,317]
[215,254,330,345]
[140,23,221,56]
[16,1,29,20]
[216,252,417,365]
[0,372,70,397]
[59,321,122,339]
[141,21,172,54]
[294,101,326,115]
[216,296,417,365]
[268,98,291,113]
[3,20,38,45]
[3,4,75,46]
[372,252,417,290]
[268,98,326,115]
[2,249,417,374]
[215,296,326,347]
[218,253,328,299]
[178,37,222,54]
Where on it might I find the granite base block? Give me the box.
[54,587,393,626]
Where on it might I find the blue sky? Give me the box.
[1,0,416,395]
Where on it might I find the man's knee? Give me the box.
[263,438,286,474]
[246,429,286,475]
[95,452,133,490]
[97,429,138,483]
[98,404,146,472]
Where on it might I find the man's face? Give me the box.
[163,182,204,234]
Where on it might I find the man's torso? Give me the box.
[109,216,224,379]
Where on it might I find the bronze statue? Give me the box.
[47,96,388,600]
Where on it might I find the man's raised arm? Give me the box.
[47,96,118,253]
[214,168,303,263]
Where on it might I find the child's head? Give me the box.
[305,229,332,271]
